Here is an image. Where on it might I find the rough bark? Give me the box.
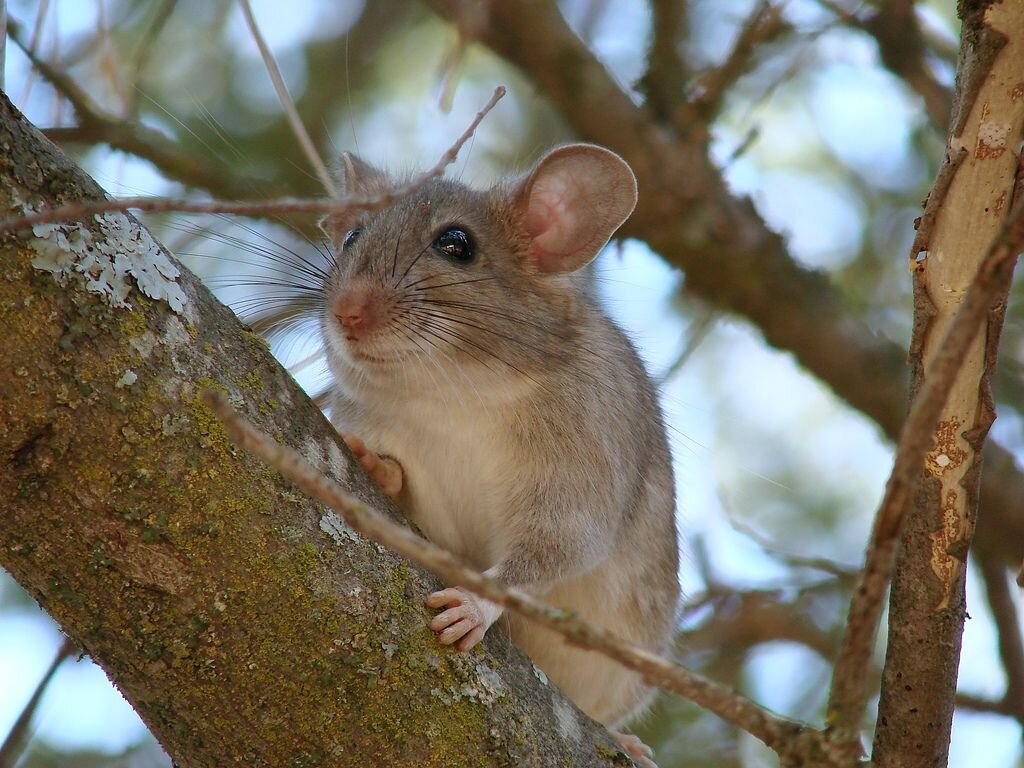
[421,0,1024,574]
[0,93,627,768]
[873,3,1023,765]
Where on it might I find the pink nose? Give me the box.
[333,288,372,340]
[336,309,364,331]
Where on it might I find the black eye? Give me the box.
[432,228,473,263]
[342,228,362,249]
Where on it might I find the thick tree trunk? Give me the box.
[873,3,1023,766]
[0,93,624,768]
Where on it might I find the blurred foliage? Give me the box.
[2,0,1021,766]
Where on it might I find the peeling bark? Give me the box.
[0,93,627,768]
[873,3,1023,765]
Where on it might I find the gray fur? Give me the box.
[321,145,680,728]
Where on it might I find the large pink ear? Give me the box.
[320,153,391,242]
[515,144,637,274]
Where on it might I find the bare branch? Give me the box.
[0,86,506,235]
[828,181,1022,750]
[955,693,1020,717]
[681,584,844,662]
[977,556,1024,721]
[637,0,689,121]
[0,636,76,767]
[124,0,177,118]
[205,390,826,762]
[688,0,790,121]
[238,0,336,197]
[8,16,286,204]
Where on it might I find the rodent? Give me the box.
[319,143,679,766]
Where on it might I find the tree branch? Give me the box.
[206,391,835,765]
[0,637,76,767]
[871,3,1024,764]
[687,0,790,122]
[977,556,1024,723]
[637,0,689,121]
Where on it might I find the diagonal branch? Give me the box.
[237,0,336,197]
[206,391,831,764]
[688,0,790,122]
[829,153,1023,753]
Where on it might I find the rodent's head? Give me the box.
[319,144,637,397]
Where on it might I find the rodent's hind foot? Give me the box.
[426,587,502,652]
[342,433,403,501]
[611,732,658,768]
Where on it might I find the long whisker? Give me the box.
[409,314,544,387]
[411,276,497,292]
[401,272,447,290]
[169,222,330,285]
[411,318,505,379]
[401,297,569,339]
[406,306,554,358]
[395,240,433,287]
[225,215,333,280]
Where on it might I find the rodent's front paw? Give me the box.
[426,587,501,652]
[342,433,403,501]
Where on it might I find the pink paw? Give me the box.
[426,587,501,652]
[342,434,403,501]
[612,732,658,768]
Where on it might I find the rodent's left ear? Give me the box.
[513,144,637,274]
[319,153,392,244]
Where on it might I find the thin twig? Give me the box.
[955,693,1018,717]
[8,18,288,205]
[124,0,177,118]
[0,636,76,768]
[659,305,717,384]
[15,0,51,103]
[203,390,821,760]
[826,168,1024,745]
[7,16,100,122]
[978,556,1024,720]
[0,86,506,235]
[725,511,858,581]
[237,0,336,197]
[690,0,789,119]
